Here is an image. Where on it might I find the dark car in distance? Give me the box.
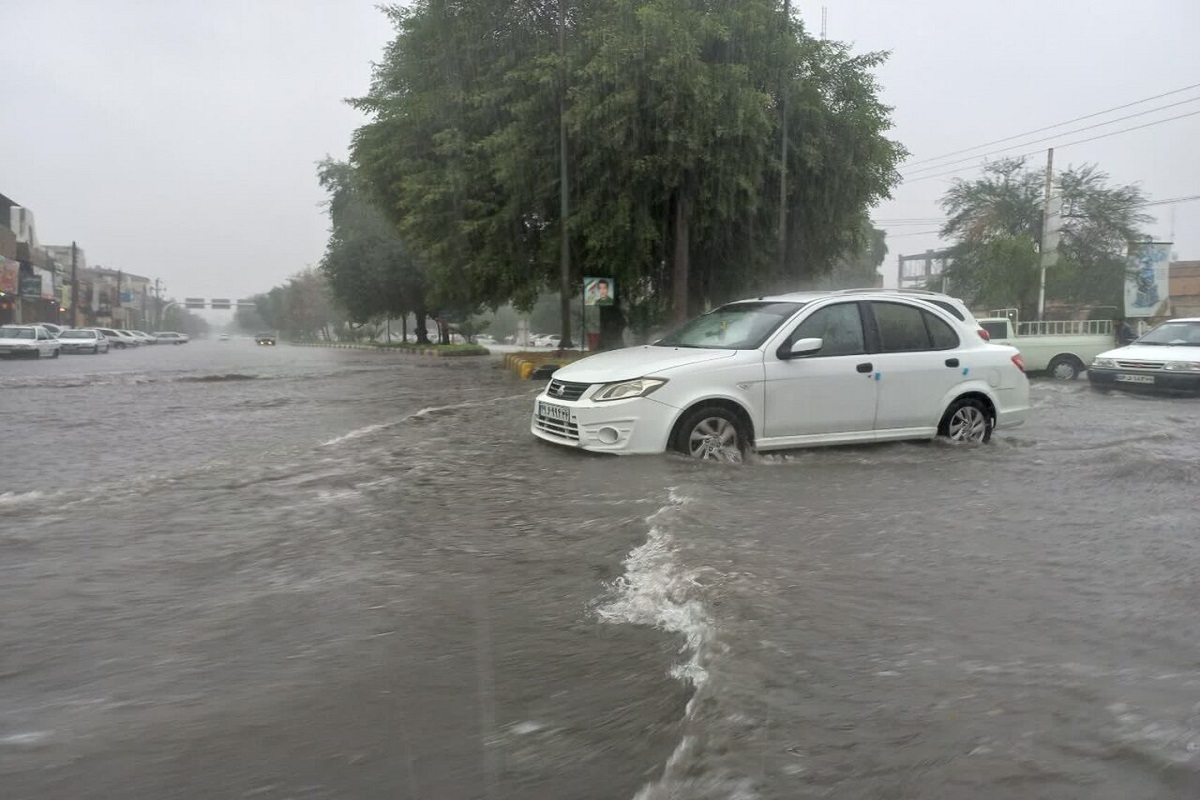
[255,332,277,346]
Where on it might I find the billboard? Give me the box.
[21,275,42,298]
[583,276,615,306]
[0,257,18,294]
[1124,242,1172,318]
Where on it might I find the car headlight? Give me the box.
[1092,358,1116,369]
[592,378,667,401]
[1163,361,1200,371]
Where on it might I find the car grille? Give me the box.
[534,414,580,441]
[546,379,591,401]
[1115,360,1165,370]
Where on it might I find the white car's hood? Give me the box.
[552,346,738,383]
[1097,343,1200,362]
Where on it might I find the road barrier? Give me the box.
[504,351,586,379]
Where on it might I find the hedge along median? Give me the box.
[291,342,490,357]
[504,350,588,380]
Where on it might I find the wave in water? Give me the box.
[594,489,750,800]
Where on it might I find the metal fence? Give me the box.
[1014,319,1114,336]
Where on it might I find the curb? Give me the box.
[290,342,489,357]
[503,351,586,380]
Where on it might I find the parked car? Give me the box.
[475,334,497,345]
[218,333,230,341]
[35,322,67,338]
[152,331,190,344]
[1088,318,1200,395]
[255,332,277,346]
[0,325,62,358]
[531,291,1030,459]
[128,330,157,345]
[532,334,562,348]
[57,328,110,354]
[96,329,139,348]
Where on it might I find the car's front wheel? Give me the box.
[672,405,748,462]
[938,397,993,444]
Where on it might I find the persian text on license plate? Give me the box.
[538,401,571,423]
[1116,374,1154,384]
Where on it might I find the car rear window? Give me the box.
[927,299,965,321]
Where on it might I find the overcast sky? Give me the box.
[2,0,1198,300]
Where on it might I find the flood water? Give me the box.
[1,342,1198,799]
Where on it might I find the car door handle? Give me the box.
[945,358,960,368]
[856,362,873,374]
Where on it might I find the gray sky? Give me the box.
[3,0,1198,300]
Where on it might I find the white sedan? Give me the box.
[1088,318,1200,395]
[531,291,1030,459]
[0,325,62,359]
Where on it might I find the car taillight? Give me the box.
[1011,354,1026,373]
[977,327,990,341]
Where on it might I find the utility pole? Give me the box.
[70,241,79,327]
[1036,147,1054,321]
[557,0,574,350]
[778,0,791,278]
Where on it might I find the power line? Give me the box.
[900,80,1200,169]
[902,96,1200,177]
[902,109,1200,184]
[885,228,944,239]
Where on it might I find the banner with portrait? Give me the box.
[1124,242,1172,318]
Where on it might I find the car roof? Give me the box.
[1165,317,1200,323]
[741,288,969,305]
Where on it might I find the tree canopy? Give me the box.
[350,0,904,331]
[316,159,433,343]
[939,158,1151,317]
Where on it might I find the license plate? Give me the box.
[1116,374,1155,384]
[538,401,571,423]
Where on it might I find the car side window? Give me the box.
[786,303,866,357]
[36,329,46,340]
[924,311,960,350]
[872,302,933,352]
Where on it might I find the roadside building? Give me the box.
[1168,261,1200,317]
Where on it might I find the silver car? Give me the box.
[57,328,110,355]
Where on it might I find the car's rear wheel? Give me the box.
[1048,355,1083,380]
[938,397,992,444]
[51,348,59,358]
[672,406,748,462]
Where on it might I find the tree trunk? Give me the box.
[672,190,691,323]
[414,309,430,344]
[401,315,408,343]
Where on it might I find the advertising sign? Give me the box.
[0,257,18,294]
[583,276,615,306]
[1124,242,1172,318]
[21,275,43,298]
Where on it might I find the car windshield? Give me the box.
[60,330,94,339]
[0,327,36,340]
[1135,321,1200,346]
[656,302,805,350]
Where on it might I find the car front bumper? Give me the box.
[530,392,678,454]
[1088,368,1200,395]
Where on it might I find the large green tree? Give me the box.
[317,159,432,343]
[940,158,1151,317]
[352,0,903,336]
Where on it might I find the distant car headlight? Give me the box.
[591,378,667,402]
[1163,361,1200,371]
[1092,358,1116,369]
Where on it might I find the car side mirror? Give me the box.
[783,337,823,359]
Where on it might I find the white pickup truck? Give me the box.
[978,314,1116,380]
